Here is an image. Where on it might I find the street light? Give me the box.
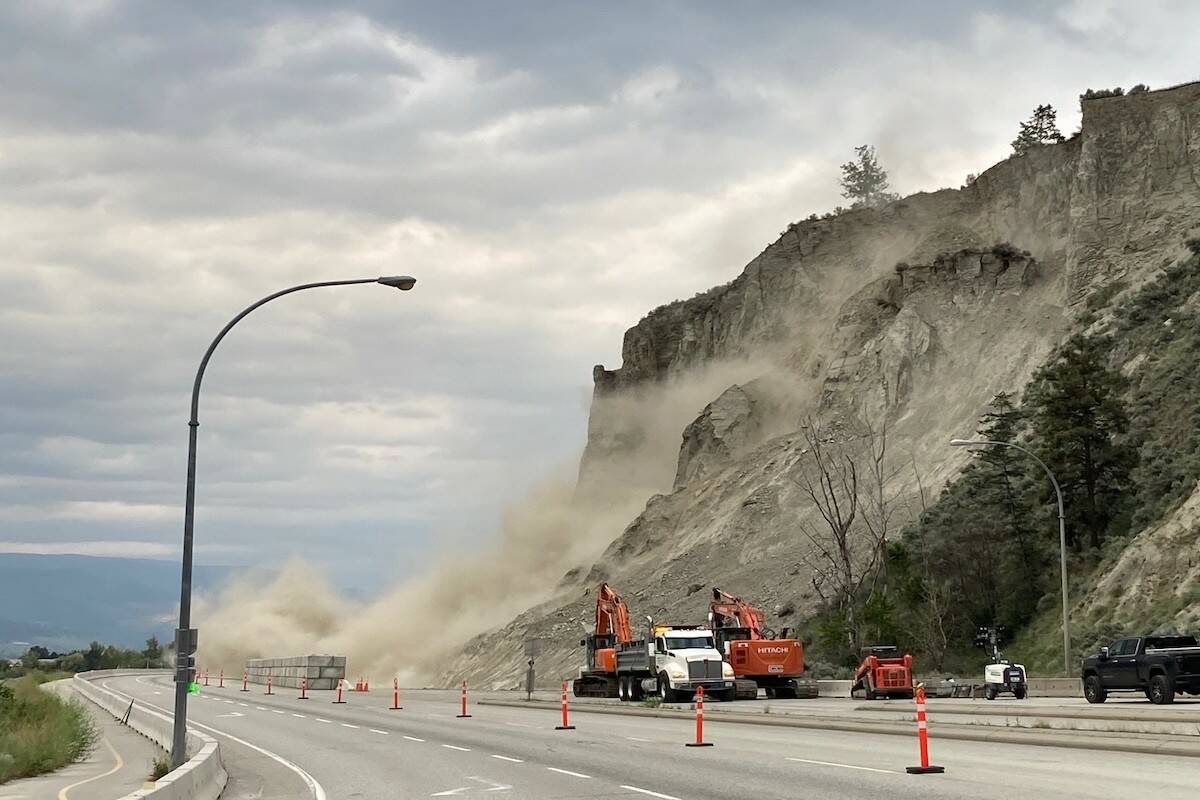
[949,438,1070,676]
[170,276,416,768]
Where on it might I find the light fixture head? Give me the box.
[377,275,417,291]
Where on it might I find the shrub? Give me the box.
[0,678,97,783]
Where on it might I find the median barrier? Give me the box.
[244,654,345,689]
[72,669,227,800]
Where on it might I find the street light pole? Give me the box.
[170,276,416,768]
[949,438,1071,676]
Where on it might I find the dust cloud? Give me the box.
[193,357,784,685]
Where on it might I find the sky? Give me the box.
[2,0,1197,592]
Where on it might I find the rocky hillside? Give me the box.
[447,81,1200,688]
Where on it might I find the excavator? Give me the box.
[709,588,817,699]
[571,582,633,698]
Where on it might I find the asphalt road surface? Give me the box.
[98,674,1199,800]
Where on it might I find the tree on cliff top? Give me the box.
[840,145,898,209]
[1012,104,1064,155]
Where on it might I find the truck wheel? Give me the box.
[1083,675,1107,704]
[658,674,678,704]
[1148,673,1176,705]
[985,684,997,701]
[1013,686,1027,700]
[619,676,630,701]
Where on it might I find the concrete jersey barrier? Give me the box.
[73,670,227,800]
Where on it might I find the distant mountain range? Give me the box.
[0,553,233,656]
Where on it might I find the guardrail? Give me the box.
[72,670,227,800]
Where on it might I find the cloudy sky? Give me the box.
[2,0,1196,591]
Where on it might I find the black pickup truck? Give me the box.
[1081,635,1200,704]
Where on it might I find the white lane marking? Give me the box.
[153,691,162,695]
[271,709,284,714]
[490,754,523,762]
[293,714,307,718]
[547,767,590,779]
[224,699,234,704]
[786,757,897,774]
[503,721,531,728]
[341,723,359,729]
[441,744,470,751]
[369,728,388,735]
[256,707,268,711]
[98,678,326,800]
[403,735,425,742]
[238,702,248,707]
[626,736,651,742]
[620,787,680,800]
[316,718,332,723]
[216,711,245,718]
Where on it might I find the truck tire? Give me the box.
[1148,673,1176,705]
[619,676,630,701]
[658,674,680,704]
[1084,674,1107,704]
[1013,686,1027,700]
[985,684,997,701]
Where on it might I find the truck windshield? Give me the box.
[665,636,714,650]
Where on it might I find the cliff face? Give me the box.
[450,82,1200,689]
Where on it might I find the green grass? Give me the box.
[0,677,97,784]
[640,696,663,708]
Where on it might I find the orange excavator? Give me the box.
[571,582,633,698]
[709,588,817,699]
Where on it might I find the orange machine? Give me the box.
[709,588,814,699]
[572,582,634,698]
[852,646,914,699]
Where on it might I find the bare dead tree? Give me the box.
[788,418,896,658]
[907,454,951,670]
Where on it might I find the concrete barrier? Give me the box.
[817,680,854,697]
[245,655,346,689]
[73,670,227,800]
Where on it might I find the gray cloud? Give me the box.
[2,0,1197,590]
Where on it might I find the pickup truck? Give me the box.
[1080,634,1200,704]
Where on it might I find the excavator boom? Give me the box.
[596,581,633,644]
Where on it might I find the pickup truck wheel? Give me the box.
[1083,675,1107,704]
[1148,673,1176,705]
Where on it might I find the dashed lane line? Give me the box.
[547,768,590,779]
[403,736,425,742]
[490,755,523,763]
[442,744,471,752]
[292,714,307,718]
[785,757,897,774]
[238,703,248,707]
[626,736,652,742]
[271,709,285,714]
[341,723,359,729]
[256,707,268,711]
[369,729,388,735]
[315,718,332,724]
[620,787,681,800]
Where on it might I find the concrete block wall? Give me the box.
[245,655,346,689]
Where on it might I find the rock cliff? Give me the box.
[448,81,1200,688]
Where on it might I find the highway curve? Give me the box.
[97,673,1199,800]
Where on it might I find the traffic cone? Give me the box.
[390,677,402,710]
[555,681,575,730]
[685,685,713,747]
[456,680,472,718]
[905,685,945,774]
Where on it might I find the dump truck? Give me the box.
[572,582,735,702]
[709,588,817,699]
[851,645,914,699]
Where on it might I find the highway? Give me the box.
[98,673,1199,799]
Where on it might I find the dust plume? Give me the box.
[193,357,784,684]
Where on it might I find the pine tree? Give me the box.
[1024,335,1134,550]
[840,145,899,208]
[1012,104,1065,155]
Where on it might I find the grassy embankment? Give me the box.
[0,675,97,784]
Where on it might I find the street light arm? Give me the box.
[189,278,382,424]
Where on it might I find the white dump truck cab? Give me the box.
[642,625,735,702]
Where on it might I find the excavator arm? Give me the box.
[596,582,633,644]
[710,587,766,639]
